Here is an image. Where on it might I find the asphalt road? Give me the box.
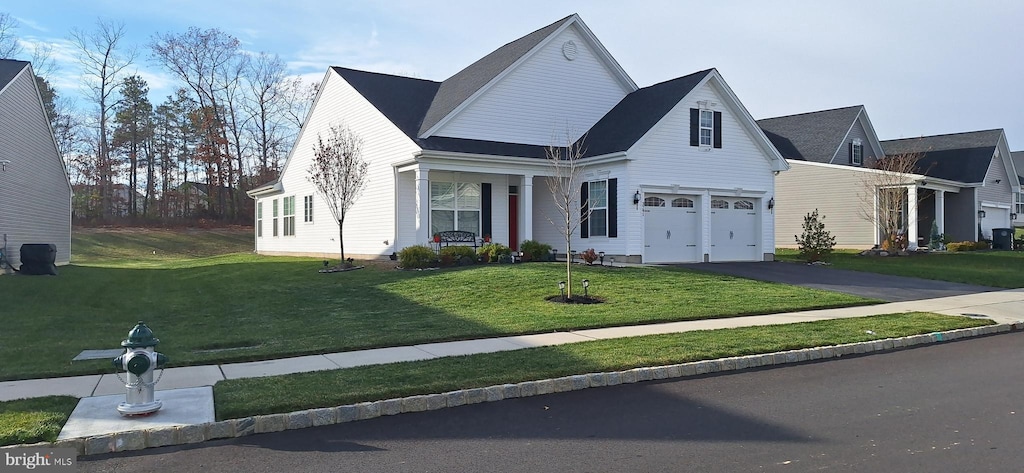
[79,331,1024,473]
[690,261,999,302]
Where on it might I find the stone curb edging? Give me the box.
[7,322,1022,457]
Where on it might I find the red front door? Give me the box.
[509,194,518,251]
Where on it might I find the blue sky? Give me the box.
[5,0,1023,148]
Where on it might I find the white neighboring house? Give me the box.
[0,59,72,272]
[248,14,788,263]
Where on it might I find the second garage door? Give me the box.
[709,197,759,262]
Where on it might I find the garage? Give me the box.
[980,204,1010,240]
[643,194,701,263]
[709,197,759,262]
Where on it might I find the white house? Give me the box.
[248,14,788,263]
[0,59,71,272]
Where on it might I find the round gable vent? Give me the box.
[562,40,578,61]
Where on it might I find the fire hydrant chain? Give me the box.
[113,367,165,388]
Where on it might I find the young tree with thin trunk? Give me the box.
[859,150,925,251]
[307,125,368,264]
[545,131,589,300]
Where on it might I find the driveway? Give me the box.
[689,261,999,302]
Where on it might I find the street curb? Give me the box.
[8,321,1022,457]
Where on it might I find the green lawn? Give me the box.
[776,248,1024,288]
[0,396,79,445]
[214,312,993,420]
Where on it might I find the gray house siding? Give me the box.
[944,188,976,242]
[830,119,879,167]
[0,64,72,271]
[977,155,1012,207]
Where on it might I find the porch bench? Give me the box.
[436,230,479,249]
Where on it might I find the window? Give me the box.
[272,199,279,237]
[851,139,863,165]
[257,202,263,237]
[734,200,754,210]
[711,199,729,209]
[644,196,665,207]
[1016,192,1024,216]
[587,180,608,237]
[431,182,481,235]
[699,110,714,146]
[303,195,314,223]
[672,197,694,208]
[283,196,296,236]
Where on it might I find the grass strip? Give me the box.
[214,313,992,420]
[0,396,79,446]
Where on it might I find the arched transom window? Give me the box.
[672,197,694,208]
[644,196,666,207]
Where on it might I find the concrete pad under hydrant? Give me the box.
[58,386,214,440]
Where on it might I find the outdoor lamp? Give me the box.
[768,197,775,211]
[582,279,589,298]
[609,257,615,267]
[1013,213,1018,221]
[570,249,577,262]
[558,281,566,299]
[978,210,986,219]
[633,190,641,205]
[598,251,605,265]
[551,248,558,260]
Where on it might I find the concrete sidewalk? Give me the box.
[4,289,1023,403]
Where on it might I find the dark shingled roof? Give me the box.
[756,105,864,163]
[0,59,28,90]
[881,130,1003,183]
[417,15,575,136]
[583,69,712,157]
[1010,151,1024,185]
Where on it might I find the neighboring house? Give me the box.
[758,105,887,248]
[763,103,1017,249]
[0,59,72,272]
[1012,151,1024,228]
[248,14,787,263]
[882,130,1018,244]
[72,183,143,218]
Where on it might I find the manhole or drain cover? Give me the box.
[962,313,990,318]
[73,349,123,361]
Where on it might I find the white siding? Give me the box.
[775,161,877,249]
[626,82,776,261]
[0,65,71,269]
[255,70,421,258]
[434,25,629,146]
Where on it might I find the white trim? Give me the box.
[980,200,1011,210]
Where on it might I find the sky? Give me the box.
[5,0,1023,149]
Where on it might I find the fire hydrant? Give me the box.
[112,321,168,416]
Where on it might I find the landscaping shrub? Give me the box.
[795,209,836,262]
[398,245,438,269]
[946,241,980,252]
[477,243,511,263]
[580,248,599,264]
[440,245,477,264]
[519,240,552,262]
[975,240,991,250]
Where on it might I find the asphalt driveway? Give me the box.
[689,261,999,302]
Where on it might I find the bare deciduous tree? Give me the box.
[0,13,22,59]
[307,125,368,264]
[545,131,589,300]
[859,150,924,250]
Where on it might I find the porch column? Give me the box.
[934,190,945,237]
[522,174,534,243]
[907,185,919,249]
[415,167,430,245]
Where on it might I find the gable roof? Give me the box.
[418,15,576,137]
[583,69,712,157]
[756,105,864,163]
[0,59,29,92]
[881,129,1003,183]
[1011,151,1024,185]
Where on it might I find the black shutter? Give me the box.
[481,183,492,239]
[580,182,589,238]
[608,178,617,238]
[848,142,854,164]
[689,108,699,147]
[713,111,722,148]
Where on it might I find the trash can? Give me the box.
[992,228,1013,250]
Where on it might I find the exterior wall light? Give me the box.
[633,190,641,205]
[768,197,774,211]
[978,210,986,219]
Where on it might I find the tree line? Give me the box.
[0,13,316,224]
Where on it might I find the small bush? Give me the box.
[795,209,836,262]
[398,245,437,269]
[580,248,599,264]
[975,240,991,250]
[440,245,477,263]
[477,243,511,263]
[520,240,552,262]
[946,241,978,252]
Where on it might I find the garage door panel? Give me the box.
[644,194,700,263]
[709,198,759,262]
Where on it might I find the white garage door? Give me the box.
[643,195,701,263]
[709,197,759,262]
[980,205,1010,240]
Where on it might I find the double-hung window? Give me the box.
[257,202,263,237]
[431,182,481,235]
[690,108,722,148]
[272,199,279,237]
[283,196,296,236]
[588,180,608,237]
[699,110,714,147]
[303,195,314,223]
[851,139,863,165]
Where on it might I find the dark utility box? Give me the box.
[19,243,58,275]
